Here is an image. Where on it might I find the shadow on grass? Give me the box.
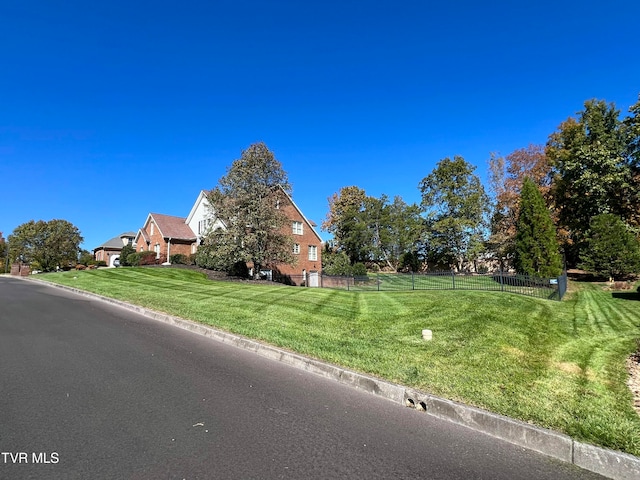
[612,292,640,301]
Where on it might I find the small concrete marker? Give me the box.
[422,329,433,341]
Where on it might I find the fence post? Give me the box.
[452,270,456,290]
[412,271,415,290]
[377,272,380,291]
[346,276,349,291]
[500,268,504,292]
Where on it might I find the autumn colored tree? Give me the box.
[419,156,490,271]
[514,178,562,278]
[199,142,294,278]
[488,145,552,260]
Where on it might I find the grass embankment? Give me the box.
[40,268,640,456]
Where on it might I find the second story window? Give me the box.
[308,245,317,261]
[292,221,303,235]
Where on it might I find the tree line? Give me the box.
[4,93,639,280]
[324,94,640,280]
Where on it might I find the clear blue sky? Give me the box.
[1,1,639,251]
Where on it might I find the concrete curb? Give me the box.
[22,277,640,480]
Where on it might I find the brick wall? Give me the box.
[277,199,322,276]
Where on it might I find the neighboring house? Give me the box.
[134,188,322,284]
[93,232,136,267]
[134,213,197,263]
[185,190,226,249]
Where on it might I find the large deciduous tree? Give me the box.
[323,187,421,270]
[547,98,639,265]
[419,156,489,271]
[8,219,83,272]
[513,178,562,278]
[323,186,370,264]
[198,142,294,278]
[579,214,640,281]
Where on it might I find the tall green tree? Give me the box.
[514,178,562,277]
[323,186,370,264]
[8,219,83,272]
[200,142,294,278]
[547,98,637,264]
[419,156,489,271]
[383,196,423,270]
[579,214,640,280]
[323,188,421,269]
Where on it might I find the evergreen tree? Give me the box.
[514,178,562,277]
[579,214,640,280]
[119,243,135,266]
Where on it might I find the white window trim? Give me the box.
[308,245,317,261]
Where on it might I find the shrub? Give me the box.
[229,261,249,277]
[127,251,159,266]
[352,262,367,276]
[119,244,136,266]
[170,254,189,265]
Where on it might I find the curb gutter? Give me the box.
[24,278,640,480]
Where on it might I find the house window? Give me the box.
[293,243,300,254]
[308,245,317,261]
[150,223,154,235]
[292,221,303,235]
[198,218,210,235]
[154,243,160,259]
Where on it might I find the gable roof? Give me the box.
[149,213,196,241]
[279,186,323,243]
[94,232,136,252]
[185,190,209,225]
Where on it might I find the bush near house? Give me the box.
[127,251,162,266]
[170,254,192,265]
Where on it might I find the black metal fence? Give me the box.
[274,270,568,301]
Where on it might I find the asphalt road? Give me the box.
[0,276,604,479]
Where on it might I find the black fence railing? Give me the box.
[272,270,568,301]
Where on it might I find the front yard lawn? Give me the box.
[40,268,640,456]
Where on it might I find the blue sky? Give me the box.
[1,1,639,251]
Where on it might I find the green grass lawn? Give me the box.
[39,267,640,456]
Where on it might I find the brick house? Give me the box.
[272,187,323,285]
[93,232,136,267]
[132,188,323,283]
[134,213,197,263]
